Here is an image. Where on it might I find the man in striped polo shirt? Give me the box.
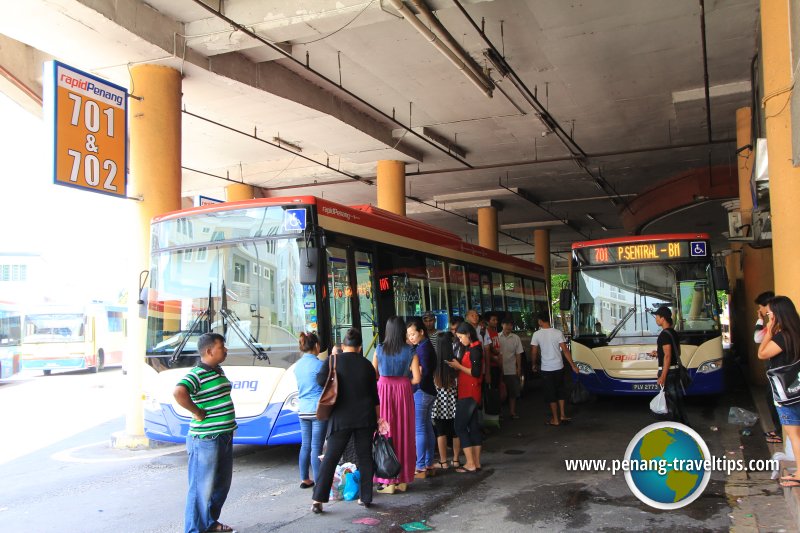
[174,332,238,533]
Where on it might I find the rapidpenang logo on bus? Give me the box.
[624,422,711,509]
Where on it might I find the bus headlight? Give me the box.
[285,391,299,411]
[575,361,595,375]
[697,358,723,373]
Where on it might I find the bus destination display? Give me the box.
[579,240,707,265]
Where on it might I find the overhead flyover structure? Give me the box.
[0,0,759,266]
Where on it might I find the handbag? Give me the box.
[316,353,338,421]
[570,379,593,404]
[372,433,402,479]
[665,329,691,392]
[650,387,669,414]
[767,358,800,406]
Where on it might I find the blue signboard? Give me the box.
[689,241,707,257]
[283,209,307,232]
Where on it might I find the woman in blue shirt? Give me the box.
[293,332,327,489]
[407,317,437,478]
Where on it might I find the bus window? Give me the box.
[480,273,492,311]
[533,279,549,323]
[355,250,377,359]
[447,263,468,320]
[504,274,524,329]
[491,272,504,311]
[468,270,482,313]
[327,247,352,347]
[426,258,448,331]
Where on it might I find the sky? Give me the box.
[0,92,132,304]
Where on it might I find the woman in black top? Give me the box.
[758,296,800,488]
[311,329,385,512]
[650,306,689,426]
[447,322,483,473]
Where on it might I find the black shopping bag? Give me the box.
[372,433,401,479]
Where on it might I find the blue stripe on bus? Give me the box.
[145,401,302,445]
[575,368,723,396]
[21,358,86,370]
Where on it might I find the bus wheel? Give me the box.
[43,369,51,376]
[92,349,105,373]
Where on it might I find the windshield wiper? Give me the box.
[608,305,637,342]
[220,280,271,363]
[170,284,215,364]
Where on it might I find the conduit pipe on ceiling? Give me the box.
[408,0,491,93]
[388,0,493,98]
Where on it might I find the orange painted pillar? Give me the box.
[226,183,254,202]
[119,65,182,447]
[376,160,406,215]
[477,206,498,251]
[761,0,800,302]
[534,229,551,281]
[735,106,774,383]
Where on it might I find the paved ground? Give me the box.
[0,363,797,532]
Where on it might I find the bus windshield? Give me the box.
[24,314,85,342]
[146,206,317,369]
[574,261,719,338]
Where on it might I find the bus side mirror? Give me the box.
[559,288,572,311]
[300,248,320,285]
[138,287,149,319]
[713,266,729,292]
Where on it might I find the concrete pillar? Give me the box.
[761,0,800,302]
[376,160,406,216]
[477,206,498,251]
[117,65,182,448]
[735,105,775,384]
[225,183,254,202]
[533,229,551,281]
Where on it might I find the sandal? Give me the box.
[765,431,783,444]
[451,460,461,468]
[455,466,478,473]
[206,523,236,532]
[433,461,449,469]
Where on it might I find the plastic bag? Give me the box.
[650,389,668,415]
[342,470,360,501]
[570,380,592,404]
[728,407,759,426]
[330,462,357,501]
[373,433,401,479]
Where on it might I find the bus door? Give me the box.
[354,250,378,359]
[327,247,353,348]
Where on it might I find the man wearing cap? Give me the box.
[650,306,689,425]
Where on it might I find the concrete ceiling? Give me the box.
[0,0,759,268]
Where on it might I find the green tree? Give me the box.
[551,273,569,314]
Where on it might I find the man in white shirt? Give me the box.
[498,317,524,419]
[530,314,579,426]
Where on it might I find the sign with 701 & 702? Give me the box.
[44,61,127,198]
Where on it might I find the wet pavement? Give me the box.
[1,362,796,532]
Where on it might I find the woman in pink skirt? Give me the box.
[372,315,421,493]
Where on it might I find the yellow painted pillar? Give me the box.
[376,160,406,215]
[116,65,182,448]
[226,183,254,202]
[477,206,498,251]
[533,229,551,281]
[735,105,775,383]
[761,0,800,302]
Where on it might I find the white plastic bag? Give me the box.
[727,407,759,426]
[650,388,669,415]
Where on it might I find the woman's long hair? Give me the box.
[769,296,800,364]
[455,322,479,343]
[434,331,458,389]
[382,316,407,355]
[406,317,428,341]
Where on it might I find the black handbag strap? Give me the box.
[664,328,683,367]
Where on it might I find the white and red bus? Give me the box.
[20,303,127,375]
[565,233,724,396]
[142,196,549,445]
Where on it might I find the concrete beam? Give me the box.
[0,35,53,117]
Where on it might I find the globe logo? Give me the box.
[624,422,711,509]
